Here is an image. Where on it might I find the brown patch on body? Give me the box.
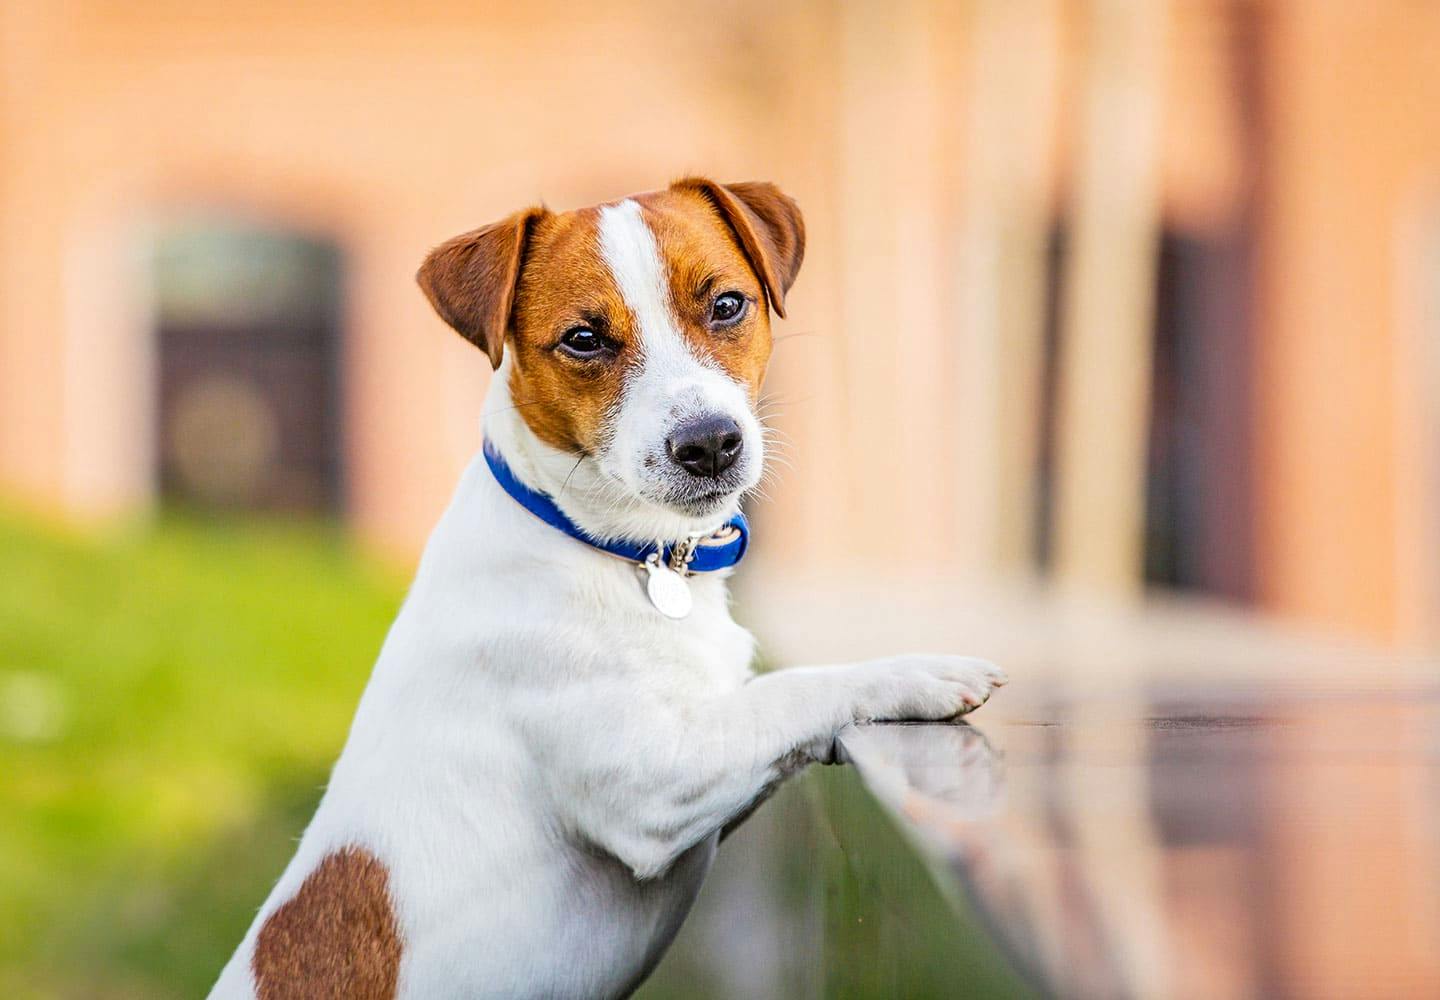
[252,846,402,1000]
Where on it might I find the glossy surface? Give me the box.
[839,690,1440,1000]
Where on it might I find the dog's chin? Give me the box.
[668,488,740,520]
[642,478,749,528]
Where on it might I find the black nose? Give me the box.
[667,416,744,479]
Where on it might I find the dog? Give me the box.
[209,178,1006,999]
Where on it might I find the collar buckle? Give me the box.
[666,532,705,577]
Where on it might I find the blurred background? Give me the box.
[3,1,1439,997]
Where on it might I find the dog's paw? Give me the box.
[848,654,1007,724]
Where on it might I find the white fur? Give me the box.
[209,204,1006,1000]
[594,199,764,540]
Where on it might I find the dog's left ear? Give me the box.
[416,206,549,369]
[673,178,805,319]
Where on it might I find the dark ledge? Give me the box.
[834,685,1440,1000]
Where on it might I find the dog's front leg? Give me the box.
[552,655,1005,880]
[738,654,1008,765]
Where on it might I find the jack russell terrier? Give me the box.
[210,178,1006,1000]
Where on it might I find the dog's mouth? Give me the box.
[671,487,738,517]
[590,458,745,526]
[644,471,750,519]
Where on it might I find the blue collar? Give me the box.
[482,439,749,573]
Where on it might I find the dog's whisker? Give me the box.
[486,396,563,417]
[559,456,586,499]
[771,329,821,344]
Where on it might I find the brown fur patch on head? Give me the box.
[504,207,635,454]
[667,178,805,319]
[417,206,549,369]
[634,186,778,400]
[419,181,805,456]
[252,846,401,1000]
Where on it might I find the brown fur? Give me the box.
[416,205,549,368]
[668,178,805,318]
[640,186,776,399]
[506,207,633,453]
[416,178,806,453]
[252,846,402,1000]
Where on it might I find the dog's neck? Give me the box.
[481,361,744,547]
[442,367,739,627]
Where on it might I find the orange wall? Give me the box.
[0,0,845,557]
[1257,0,1440,640]
[4,0,1440,644]
[0,0,988,569]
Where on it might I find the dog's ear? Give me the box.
[672,178,805,319]
[416,206,549,369]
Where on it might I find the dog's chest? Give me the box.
[621,582,755,689]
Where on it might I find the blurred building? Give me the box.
[3,0,1440,645]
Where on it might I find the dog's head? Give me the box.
[417,179,804,540]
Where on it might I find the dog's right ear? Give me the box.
[416,206,549,369]
[672,178,805,319]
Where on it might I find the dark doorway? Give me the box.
[153,222,344,512]
[1143,230,1255,598]
[1035,226,1255,600]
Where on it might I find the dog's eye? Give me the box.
[710,292,747,326]
[558,327,606,358]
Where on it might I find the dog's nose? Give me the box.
[667,416,744,478]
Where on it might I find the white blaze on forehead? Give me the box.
[597,200,688,363]
[589,198,764,533]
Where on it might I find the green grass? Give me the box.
[0,509,403,999]
[0,507,1030,999]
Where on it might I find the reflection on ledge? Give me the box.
[837,691,1440,1000]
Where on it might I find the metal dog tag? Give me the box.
[641,554,693,619]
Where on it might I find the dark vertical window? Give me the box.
[1143,231,1254,596]
[1035,226,1255,600]
[153,223,344,512]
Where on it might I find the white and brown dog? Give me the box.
[210,178,1005,1000]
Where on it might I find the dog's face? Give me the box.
[418,179,804,537]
